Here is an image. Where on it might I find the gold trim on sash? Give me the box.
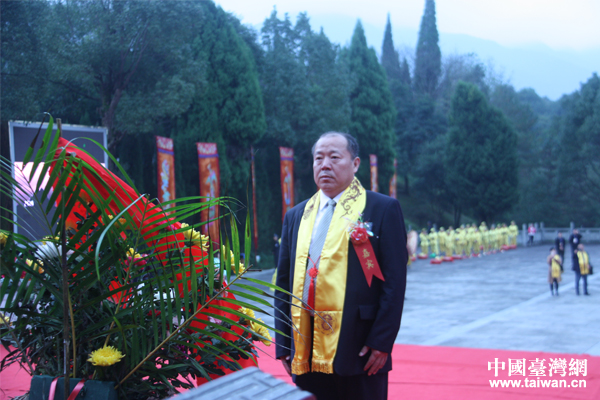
[291,178,366,375]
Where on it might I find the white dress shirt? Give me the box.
[310,190,344,248]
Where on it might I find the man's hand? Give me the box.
[359,346,388,375]
[279,355,292,376]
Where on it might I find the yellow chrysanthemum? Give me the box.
[41,236,59,245]
[229,250,245,271]
[102,215,128,227]
[87,346,125,366]
[0,232,7,246]
[126,248,142,260]
[239,307,255,320]
[0,312,11,327]
[181,223,209,251]
[26,259,45,274]
[250,318,272,346]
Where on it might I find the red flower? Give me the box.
[350,226,369,244]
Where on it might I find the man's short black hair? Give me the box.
[311,132,359,159]
[550,247,555,251]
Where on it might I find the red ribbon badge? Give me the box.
[350,226,384,286]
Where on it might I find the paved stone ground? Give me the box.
[398,244,600,355]
[243,243,600,355]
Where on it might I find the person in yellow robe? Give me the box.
[454,226,461,257]
[488,225,497,253]
[419,228,430,257]
[496,224,505,250]
[501,223,509,247]
[446,226,455,258]
[438,227,446,257]
[458,224,468,257]
[428,227,439,257]
[466,224,476,257]
[479,222,489,254]
[547,247,562,296]
[575,244,591,296]
[472,227,482,257]
[508,221,518,247]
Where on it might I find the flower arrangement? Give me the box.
[348,215,373,244]
[0,117,280,399]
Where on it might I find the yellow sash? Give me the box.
[578,251,590,275]
[551,255,562,278]
[291,177,366,375]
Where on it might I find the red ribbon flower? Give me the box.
[350,226,369,244]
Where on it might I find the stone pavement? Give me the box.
[243,244,600,355]
[398,244,600,355]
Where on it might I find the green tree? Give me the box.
[346,20,396,190]
[445,82,519,223]
[381,15,402,83]
[380,15,414,194]
[490,84,542,225]
[1,1,53,121]
[294,13,351,198]
[413,0,442,97]
[412,134,454,224]
[44,0,204,154]
[556,74,600,224]
[251,11,353,255]
[168,1,266,207]
[252,10,312,255]
[437,53,488,116]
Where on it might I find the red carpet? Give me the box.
[3,345,599,399]
[254,343,600,400]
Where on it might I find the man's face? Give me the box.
[313,135,360,198]
[558,233,562,238]
[574,229,579,235]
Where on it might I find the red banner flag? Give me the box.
[251,146,259,251]
[389,158,398,199]
[279,147,294,221]
[197,142,220,244]
[370,154,378,192]
[155,136,176,211]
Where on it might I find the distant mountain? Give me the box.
[294,14,600,101]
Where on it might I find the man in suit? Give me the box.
[274,132,408,400]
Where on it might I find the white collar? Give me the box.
[319,189,344,212]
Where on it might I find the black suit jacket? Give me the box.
[274,190,408,376]
[569,234,582,257]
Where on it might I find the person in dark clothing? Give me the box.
[555,232,566,261]
[569,229,583,294]
[273,234,280,269]
[569,229,582,270]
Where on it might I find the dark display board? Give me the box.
[9,121,108,240]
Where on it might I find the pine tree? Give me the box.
[381,15,402,83]
[170,2,266,206]
[346,20,396,189]
[400,58,412,87]
[380,15,415,194]
[445,82,519,222]
[414,0,441,97]
[294,14,351,199]
[254,11,352,253]
[556,74,600,223]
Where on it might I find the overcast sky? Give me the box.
[216,0,600,51]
